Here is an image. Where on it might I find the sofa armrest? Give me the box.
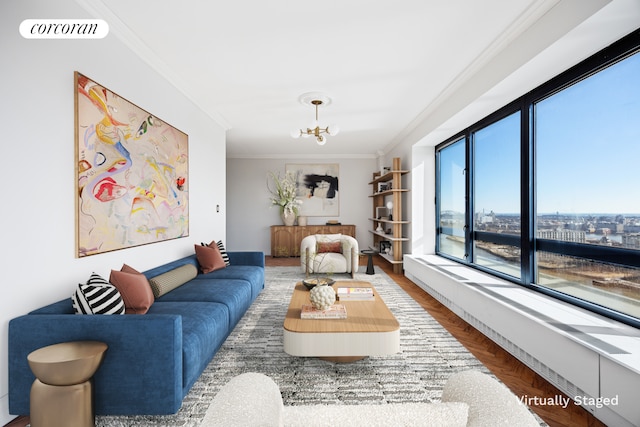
[441,370,539,427]
[9,313,183,416]
[227,251,265,267]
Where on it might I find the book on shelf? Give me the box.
[300,304,347,319]
[336,287,375,301]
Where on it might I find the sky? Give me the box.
[440,51,640,216]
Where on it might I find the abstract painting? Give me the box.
[75,72,189,257]
[286,163,339,216]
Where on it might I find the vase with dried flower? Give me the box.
[267,171,302,226]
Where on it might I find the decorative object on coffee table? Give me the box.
[309,284,336,310]
[302,277,335,290]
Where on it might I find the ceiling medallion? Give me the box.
[290,92,339,145]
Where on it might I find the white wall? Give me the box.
[226,157,376,255]
[0,1,226,423]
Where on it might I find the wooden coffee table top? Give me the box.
[283,280,399,334]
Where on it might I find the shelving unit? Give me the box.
[369,157,409,274]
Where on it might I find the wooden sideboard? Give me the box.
[270,225,356,257]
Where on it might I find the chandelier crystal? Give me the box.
[291,93,339,145]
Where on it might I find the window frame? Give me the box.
[434,28,640,329]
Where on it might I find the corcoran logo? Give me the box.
[20,19,109,39]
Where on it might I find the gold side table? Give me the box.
[27,341,108,427]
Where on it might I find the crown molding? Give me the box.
[389,0,609,150]
[227,152,377,160]
[74,0,232,131]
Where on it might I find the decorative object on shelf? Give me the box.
[386,201,393,221]
[286,163,339,216]
[302,277,336,290]
[309,284,336,310]
[379,240,391,254]
[376,223,384,233]
[75,72,189,257]
[267,170,302,225]
[376,206,389,219]
[290,92,339,145]
[297,216,308,226]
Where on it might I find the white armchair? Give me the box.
[300,234,359,278]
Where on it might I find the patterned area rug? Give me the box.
[97,266,490,426]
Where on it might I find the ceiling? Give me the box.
[77,0,629,158]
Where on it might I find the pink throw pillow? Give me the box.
[109,269,154,314]
[317,241,342,253]
[195,244,226,273]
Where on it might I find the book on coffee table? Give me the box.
[337,287,375,301]
[301,304,347,319]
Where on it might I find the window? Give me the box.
[472,112,522,279]
[437,138,466,260]
[435,30,640,327]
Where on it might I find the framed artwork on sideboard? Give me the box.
[75,72,189,257]
[286,163,339,217]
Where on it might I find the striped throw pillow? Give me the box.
[216,240,231,266]
[72,272,125,315]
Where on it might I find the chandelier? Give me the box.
[291,93,339,145]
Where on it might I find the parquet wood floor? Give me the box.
[4,256,607,427]
[267,255,608,427]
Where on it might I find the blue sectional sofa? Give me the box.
[8,251,264,416]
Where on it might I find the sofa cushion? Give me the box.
[316,233,342,243]
[192,265,264,301]
[109,269,154,314]
[195,244,226,273]
[156,279,252,328]
[71,273,125,315]
[148,301,230,394]
[149,264,198,298]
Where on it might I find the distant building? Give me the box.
[537,229,586,243]
[622,233,640,249]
